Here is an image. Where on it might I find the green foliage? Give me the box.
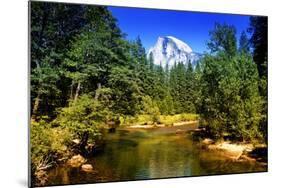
[199,52,264,141]
[109,66,141,116]
[140,95,160,123]
[30,2,91,116]
[31,118,72,170]
[239,30,250,54]
[248,16,268,143]
[159,113,199,125]
[119,113,198,126]
[169,62,198,114]
[207,23,237,57]
[30,4,268,177]
[160,93,175,115]
[248,16,268,78]
[198,22,267,142]
[55,94,107,141]
[31,2,127,117]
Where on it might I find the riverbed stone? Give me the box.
[81,164,93,172]
[202,138,214,145]
[72,139,80,144]
[35,170,48,185]
[176,129,184,134]
[68,154,86,168]
[207,142,246,160]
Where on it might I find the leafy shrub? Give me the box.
[31,118,71,171]
[140,95,160,123]
[54,94,106,142]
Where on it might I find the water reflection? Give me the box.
[47,126,266,186]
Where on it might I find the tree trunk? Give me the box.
[69,81,74,102]
[74,82,81,103]
[79,131,89,154]
[94,83,101,101]
[31,5,50,122]
[31,92,41,121]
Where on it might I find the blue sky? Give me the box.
[109,7,251,53]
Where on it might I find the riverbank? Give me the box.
[199,138,267,164]
[127,120,198,129]
[119,113,199,127]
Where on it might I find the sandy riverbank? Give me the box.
[127,120,198,129]
[201,138,267,163]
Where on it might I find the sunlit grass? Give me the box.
[159,113,199,125]
[120,113,199,126]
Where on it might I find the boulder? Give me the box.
[72,139,80,144]
[176,129,184,134]
[207,142,246,160]
[68,154,86,168]
[81,164,93,172]
[202,138,214,145]
[35,170,48,185]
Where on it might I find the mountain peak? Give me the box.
[148,36,200,68]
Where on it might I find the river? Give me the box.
[47,124,266,186]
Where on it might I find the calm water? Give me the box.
[47,125,266,186]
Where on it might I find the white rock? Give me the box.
[147,36,201,69]
[81,164,93,172]
[68,154,86,168]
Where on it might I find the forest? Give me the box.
[30,2,268,186]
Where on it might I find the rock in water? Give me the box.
[81,164,93,172]
[202,138,214,145]
[35,170,48,185]
[207,142,246,160]
[68,154,86,168]
[176,129,184,134]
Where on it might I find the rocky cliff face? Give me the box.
[147,36,201,68]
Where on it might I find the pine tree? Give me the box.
[239,30,250,54]
[248,16,268,79]
[200,23,264,141]
[248,16,268,142]
[31,2,87,118]
[207,23,237,57]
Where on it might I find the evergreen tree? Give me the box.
[109,66,141,116]
[30,2,125,119]
[200,23,264,141]
[30,2,87,118]
[207,23,237,57]
[193,63,203,113]
[248,16,268,78]
[248,16,268,142]
[239,30,250,54]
